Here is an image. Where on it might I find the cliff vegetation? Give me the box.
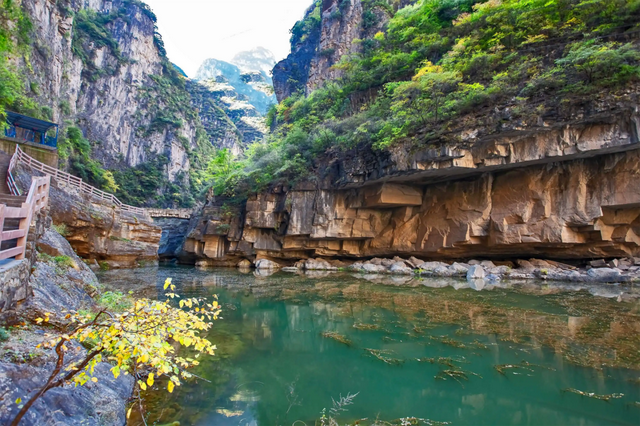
[213,0,640,197]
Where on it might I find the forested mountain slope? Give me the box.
[211,0,640,196]
[0,0,254,208]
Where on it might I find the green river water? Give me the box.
[98,266,640,426]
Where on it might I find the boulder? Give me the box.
[237,259,253,268]
[467,265,485,280]
[480,260,496,268]
[589,259,607,268]
[362,263,387,274]
[389,262,414,275]
[587,268,622,282]
[516,259,535,270]
[348,262,365,271]
[417,261,449,272]
[304,258,337,270]
[448,262,469,275]
[434,265,454,277]
[254,259,281,270]
[407,257,425,268]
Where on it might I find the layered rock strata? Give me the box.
[180,111,640,265]
[15,164,161,269]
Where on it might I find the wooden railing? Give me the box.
[0,175,50,261]
[146,208,194,219]
[9,146,148,217]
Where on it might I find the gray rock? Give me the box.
[389,262,413,275]
[480,260,496,268]
[367,258,384,266]
[590,259,607,267]
[467,265,485,280]
[304,258,337,271]
[587,268,622,282]
[254,259,281,270]
[363,263,387,274]
[348,262,365,271]
[381,258,395,267]
[417,261,449,271]
[448,262,469,275]
[281,267,299,272]
[486,274,501,282]
[0,360,133,426]
[434,265,454,277]
[607,259,619,268]
[468,260,481,265]
[407,257,424,268]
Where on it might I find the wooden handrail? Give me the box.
[0,174,50,261]
[9,146,149,217]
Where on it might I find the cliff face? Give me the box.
[272,0,411,101]
[180,106,640,264]
[14,0,225,207]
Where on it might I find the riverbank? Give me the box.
[0,228,134,425]
[246,256,640,287]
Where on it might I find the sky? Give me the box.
[143,0,313,77]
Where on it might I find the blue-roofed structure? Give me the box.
[4,111,58,148]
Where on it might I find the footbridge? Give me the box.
[3,146,196,222]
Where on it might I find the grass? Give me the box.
[51,224,69,236]
[98,291,133,312]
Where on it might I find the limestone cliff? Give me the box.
[13,0,235,207]
[179,105,640,264]
[273,0,413,101]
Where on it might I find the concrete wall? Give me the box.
[0,137,58,168]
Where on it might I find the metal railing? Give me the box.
[8,146,148,217]
[0,175,50,261]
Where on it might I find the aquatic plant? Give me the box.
[417,356,469,368]
[322,331,352,346]
[435,369,482,388]
[365,348,405,365]
[319,391,359,426]
[494,361,556,376]
[562,388,624,402]
[353,322,381,331]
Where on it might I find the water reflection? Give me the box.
[98,267,640,426]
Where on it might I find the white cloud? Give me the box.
[144,0,312,77]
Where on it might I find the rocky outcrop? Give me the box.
[179,108,640,265]
[0,228,134,425]
[273,0,412,101]
[15,163,161,269]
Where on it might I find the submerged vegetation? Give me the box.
[208,0,640,197]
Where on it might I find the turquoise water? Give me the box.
[98,266,640,426]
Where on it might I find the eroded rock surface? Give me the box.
[15,164,161,269]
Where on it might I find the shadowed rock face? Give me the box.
[179,111,640,265]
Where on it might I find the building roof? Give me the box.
[6,111,58,133]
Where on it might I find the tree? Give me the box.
[389,62,461,126]
[10,278,220,426]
